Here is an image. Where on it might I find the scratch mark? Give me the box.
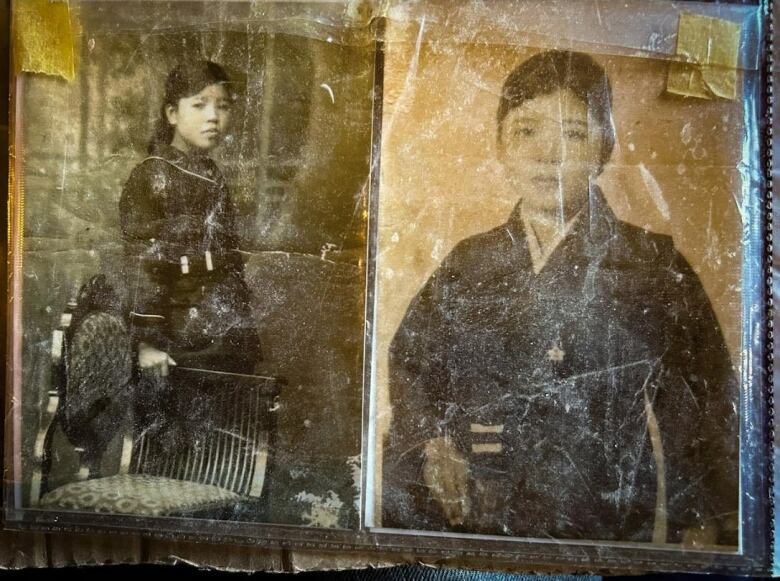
[680,376,700,409]
[384,15,426,139]
[503,226,517,246]
[320,83,335,104]
[638,163,671,221]
[559,448,597,502]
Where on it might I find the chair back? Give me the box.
[126,368,282,498]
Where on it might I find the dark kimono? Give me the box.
[382,187,738,544]
[119,145,260,434]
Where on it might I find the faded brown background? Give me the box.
[16,0,373,529]
[371,6,755,523]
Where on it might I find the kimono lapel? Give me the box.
[504,185,619,281]
[499,219,534,275]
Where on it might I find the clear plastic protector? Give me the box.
[4,0,772,574]
[366,0,770,571]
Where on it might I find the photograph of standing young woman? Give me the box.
[382,50,738,545]
[120,61,262,441]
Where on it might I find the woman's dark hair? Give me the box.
[497,50,615,170]
[147,60,232,153]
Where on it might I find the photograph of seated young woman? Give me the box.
[382,50,738,545]
[120,61,261,441]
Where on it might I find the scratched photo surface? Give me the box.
[373,0,761,547]
[16,1,372,528]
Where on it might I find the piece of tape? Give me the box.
[13,0,76,81]
[667,12,741,100]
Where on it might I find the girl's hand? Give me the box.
[138,342,177,377]
[423,436,470,526]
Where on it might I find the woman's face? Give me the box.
[498,89,603,218]
[166,83,232,152]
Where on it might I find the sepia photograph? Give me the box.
[371,0,761,548]
[9,0,374,529]
[6,0,772,569]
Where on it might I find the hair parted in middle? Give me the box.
[497,50,616,170]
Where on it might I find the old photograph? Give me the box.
[4,0,773,572]
[371,0,760,547]
[9,1,374,529]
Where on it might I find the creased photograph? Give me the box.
[9,0,373,530]
[372,0,761,549]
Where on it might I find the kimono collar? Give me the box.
[506,185,619,254]
[522,209,583,274]
[147,144,219,184]
[507,184,618,246]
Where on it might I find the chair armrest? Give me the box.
[171,367,286,396]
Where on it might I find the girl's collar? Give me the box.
[146,144,218,184]
[151,143,209,164]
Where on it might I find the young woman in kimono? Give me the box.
[119,61,260,440]
[382,50,738,545]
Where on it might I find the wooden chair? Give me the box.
[31,275,283,518]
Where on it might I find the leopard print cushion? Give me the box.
[40,474,240,516]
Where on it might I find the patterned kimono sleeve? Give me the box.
[656,249,739,544]
[118,161,169,349]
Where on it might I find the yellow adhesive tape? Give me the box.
[14,0,76,81]
[667,12,741,100]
